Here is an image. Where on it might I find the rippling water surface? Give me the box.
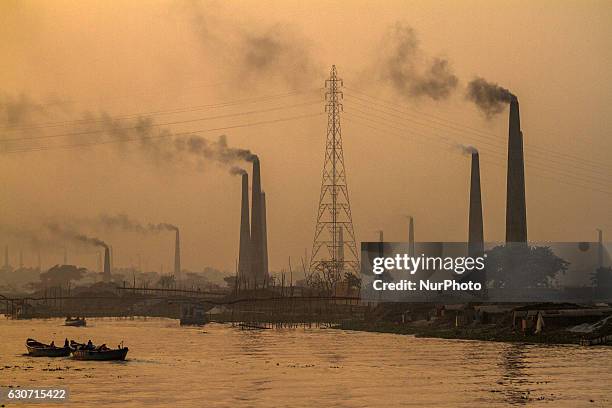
[1,318,611,407]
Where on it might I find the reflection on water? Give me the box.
[1,318,611,407]
[498,343,532,404]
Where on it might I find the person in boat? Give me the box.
[86,339,93,350]
[50,341,55,348]
[64,338,69,348]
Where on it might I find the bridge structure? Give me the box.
[1,287,364,324]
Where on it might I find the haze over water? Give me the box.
[1,318,611,407]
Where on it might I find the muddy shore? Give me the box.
[334,321,594,345]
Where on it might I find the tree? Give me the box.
[40,265,86,287]
[485,245,569,289]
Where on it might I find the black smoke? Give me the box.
[0,93,45,128]
[466,77,515,118]
[456,144,478,156]
[97,213,178,233]
[184,1,321,87]
[46,223,109,249]
[1,99,258,174]
[380,23,458,101]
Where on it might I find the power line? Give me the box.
[344,110,612,191]
[344,115,612,198]
[2,88,322,132]
[344,87,612,171]
[343,112,612,196]
[1,100,322,144]
[345,94,612,178]
[345,100,612,187]
[1,112,324,154]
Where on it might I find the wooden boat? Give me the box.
[65,317,86,327]
[25,339,71,357]
[71,347,129,361]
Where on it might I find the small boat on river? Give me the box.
[25,338,71,357]
[72,347,129,361]
[70,341,129,361]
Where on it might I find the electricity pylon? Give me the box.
[309,65,359,289]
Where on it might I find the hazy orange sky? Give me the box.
[1,0,611,275]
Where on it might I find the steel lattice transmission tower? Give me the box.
[309,65,359,287]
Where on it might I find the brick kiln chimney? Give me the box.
[174,228,181,281]
[238,173,251,284]
[469,152,484,257]
[506,96,527,244]
[250,157,264,287]
[260,191,269,280]
[103,246,111,283]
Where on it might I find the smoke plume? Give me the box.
[97,214,178,233]
[230,166,247,176]
[379,23,458,101]
[456,144,478,155]
[0,94,45,128]
[174,134,257,164]
[184,2,321,87]
[46,223,108,249]
[238,26,320,87]
[466,77,516,117]
[0,97,258,174]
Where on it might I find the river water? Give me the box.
[1,317,611,407]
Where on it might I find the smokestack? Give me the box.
[4,245,8,267]
[103,246,111,282]
[408,216,415,257]
[174,228,181,280]
[505,97,527,243]
[110,245,114,273]
[238,173,251,282]
[250,157,264,287]
[468,152,484,257]
[261,191,269,280]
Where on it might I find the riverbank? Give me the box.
[335,320,590,345]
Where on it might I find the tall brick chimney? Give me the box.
[174,228,181,281]
[260,191,269,280]
[469,152,484,257]
[250,157,264,287]
[238,173,251,284]
[506,96,527,243]
[103,246,111,283]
